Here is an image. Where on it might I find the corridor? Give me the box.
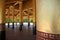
[0,0,36,40]
[1,0,60,40]
[5,23,36,40]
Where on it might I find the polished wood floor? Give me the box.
[5,23,36,40]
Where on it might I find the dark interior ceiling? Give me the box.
[5,0,28,2]
[5,0,30,4]
[5,0,31,5]
[5,0,32,8]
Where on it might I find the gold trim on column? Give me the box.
[19,1,23,23]
[32,0,36,23]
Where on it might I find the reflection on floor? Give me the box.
[5,22,36,40]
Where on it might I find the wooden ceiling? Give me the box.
[5,0,31,6]
[5,0,28,1]
[5,0,29,2]
[5,0,33,16]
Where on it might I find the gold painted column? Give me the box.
[32,0,36,25]
[19,1,23,23]
[19,1,23,31]
[9,6,14,29]
[32,0,36,35]
[28,9,30,26]
[0,0,5,40]
[12,6,14,29]
[5,9,10,28]
[36,0,60,40]
[8,9,10,28]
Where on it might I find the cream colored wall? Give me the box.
[36,0,60,34]
[0,0,4,23]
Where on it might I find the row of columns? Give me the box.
[5,1,36,27]
[5,1,23,29]
[0,0,36,40]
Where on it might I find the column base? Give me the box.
[28,22,30,27]
[37,31,60,40]
[33,22,36,35]
[8,22,9,28]
[19,23,23,31]
[33,24,36,35]
[12,22,14,29]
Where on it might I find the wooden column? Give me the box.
[32,0,36,25]
[8,9,10,28]
[0,0,5,40]
[28,9,31,27]
[19,2,23,23]
[12,6,14,29]
[5,9,10,28]
[14,9,19,25]
[19,1,23,24]
[32,0,36,35]
[19,1,23,31]
[27,9,29,27]
[9,6,14,29]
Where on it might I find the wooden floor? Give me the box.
[5,23,36,40]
